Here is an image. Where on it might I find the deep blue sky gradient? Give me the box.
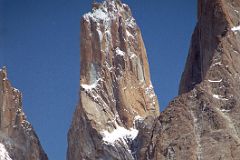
[1,0,197,159]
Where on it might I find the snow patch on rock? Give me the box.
[115,48,125,56]
[211,62,222,67]
[84,8,109,22]
[208,79,222,83]
[213,94,229,101]
[233,50,239,54]
[220,109,231,112]
[231,25,240,32]
[133,115,144,127]
[21,120,32,134]
[126,30,134,38]
[81,78,102,91]
[130,53,137,59]
[101,124,138,145]
[0,143,12,160]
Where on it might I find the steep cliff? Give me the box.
[67,0,159,159]
[137,0,240,159]
[0,67,48,160]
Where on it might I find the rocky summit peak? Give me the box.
[84,0,134,29]
[67,0,159,159]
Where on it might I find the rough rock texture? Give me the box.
[67,0,159,159]
[0,67,48,160]
[137,0,240,159]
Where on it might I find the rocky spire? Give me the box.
[67,0,159,159]
[0,67,48,160]
[137,0,240,159]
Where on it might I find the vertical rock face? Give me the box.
[137,0,240,159]
[0,67,48,160]
[179,0,230,94]
[67,0,159,159]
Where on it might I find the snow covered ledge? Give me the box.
[101,124,138,145]
[101,116,144,145]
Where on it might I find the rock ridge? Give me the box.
[0,67,48,160]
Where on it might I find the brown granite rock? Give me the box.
[137,0,240,159]
[0,67,48,160]
[67,0,159,159]
[68,0,240,159]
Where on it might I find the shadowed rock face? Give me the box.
[137,0,240,159]
[67,0,159,159]
[0,67,48,160]
[179,0,230,95]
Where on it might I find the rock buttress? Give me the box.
[137,0,240,159]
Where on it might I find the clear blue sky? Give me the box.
[1,0,197,159]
